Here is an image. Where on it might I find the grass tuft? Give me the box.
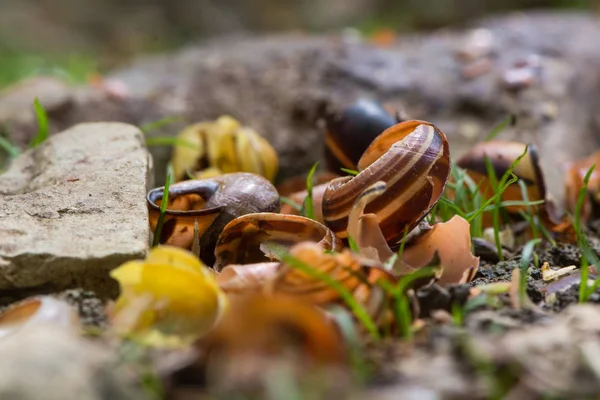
[574,164,597,302]
[378,267,437,339]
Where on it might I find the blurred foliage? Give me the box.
[0,46,97,88]
[0,0,594,90]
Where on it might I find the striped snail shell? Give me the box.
[322,120,451,247]
[213,213,343,271]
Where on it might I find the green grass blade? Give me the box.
[519,238,541,308]
[340,167,359,176]
[280,196,302,212]
[466,174,518,222]
[152,173,172,247]
[29,98,49,148]
[348,235,360,253]
[575,164,596,302]
[139,116,182,135]
[0,136,20,158]
[300,162,319,220]
[484,155,503,261]
[267,242,380,341]
[484,115,515,142]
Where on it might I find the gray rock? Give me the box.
[0,325,143,400]
[0,122,151,297]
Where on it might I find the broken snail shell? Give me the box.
[565,150,600,222]
[322,120,451,247]
[171,116,278,182]
[0,297,78,339]
[274,242,396,327]
[148,173,280,265]
[324,99,396,173]
[456,141,546,215]
[214,213,343,271]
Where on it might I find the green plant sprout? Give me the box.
[484,115,516,142]
[341,167,359,175]
[280,196,302,212]
[139,116,183,134]
[300,162,319,221]
[29,97,49,148]
[573,164,600,303]
[519,238,541,309]
[152,173,173,248]
[378,267,437,340]
[484,155,504,261]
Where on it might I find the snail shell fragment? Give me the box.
[322,120,451,246]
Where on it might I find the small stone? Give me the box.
[0,325,143,400]
[0,123,151,297]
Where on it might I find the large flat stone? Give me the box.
[0,122,151,297]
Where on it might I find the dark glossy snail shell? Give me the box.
[324,99,396,173]
[322,120,451,247]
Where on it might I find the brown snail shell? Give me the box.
[565,150,600,222]
[456,141,546,216]
[148,173,280,265]
[322,120,451,247]
[324,99,396,173]
[213,213,343,271]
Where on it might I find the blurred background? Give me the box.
[0,0,593,88]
